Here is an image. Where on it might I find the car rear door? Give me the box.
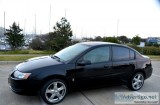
[111,46,136,79]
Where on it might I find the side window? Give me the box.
[136,52,143,59]
[130,50,135,60]
[112,46,129,61]
[82,46,110,63]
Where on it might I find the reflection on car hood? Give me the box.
[25,56,49,62]
[142,55,150,59]
[15,56,62,72]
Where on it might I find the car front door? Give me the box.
[75,46,112,82]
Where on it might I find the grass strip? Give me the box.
[0,55,44,61]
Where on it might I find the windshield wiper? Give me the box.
[51,55,64,62]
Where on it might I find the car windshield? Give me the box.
[53,44,90,62]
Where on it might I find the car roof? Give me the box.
[80,41,124,46]
[79,41,138,52]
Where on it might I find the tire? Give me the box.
[40,79,67,104]
[127,72,144,91]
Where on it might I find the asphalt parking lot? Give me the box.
[0,61,160,105]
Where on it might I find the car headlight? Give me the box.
[13,71,31,79]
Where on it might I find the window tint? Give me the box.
[112,46,129,61]
[136,52,143,59]
[130,50,135,60]
[82,46,110,63]
[54,44,90,61]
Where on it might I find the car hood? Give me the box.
[142,55,150,59]
[15,56,63,72]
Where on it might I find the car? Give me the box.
[8,42,152,104]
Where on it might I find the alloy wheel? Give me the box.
[45,81,66,103]
[132,73,144,90]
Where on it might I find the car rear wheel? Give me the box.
[127,72,144,91]
[40,79,67,104]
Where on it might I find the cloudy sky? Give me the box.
[0,0,160,38]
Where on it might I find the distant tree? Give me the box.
[30,36,45,50]
[141,38,146,42]
[103,37,119,43]
[132,35,141,45]
[117,35,129,44]
[94,36,103,41]
[82,37,94,41]
[47,17,73,51]
[153,43,159,47]
[5,22,24,50]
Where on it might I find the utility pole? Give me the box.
[65,9,67,18]
[35,14,36,36]
[116,19,119,37]
[4,12,6,51]
[24,19,26,35]
[49,5,51,33]
[4,12,5,35]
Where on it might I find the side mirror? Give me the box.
[77,60,91,66]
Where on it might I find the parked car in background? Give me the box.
[8,42,152,104]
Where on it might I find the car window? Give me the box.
[112,46,129,61]
[82,46,110,63]
[136,52,143,59]
[130,50,135,60]
[54,44,90,61]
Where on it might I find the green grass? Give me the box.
[0,50,55,61]
[0,55,45,61]
[0,50,55,54]
[0,54,159,61]
[147,55,160,60]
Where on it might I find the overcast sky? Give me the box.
[0,0,160,38]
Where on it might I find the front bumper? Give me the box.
[8,75,40,95]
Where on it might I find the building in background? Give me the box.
[146,37,160,44]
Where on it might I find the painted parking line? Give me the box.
[80,91,95,105]
[40,96,47,105]
[152,74,160,78]
[134,91,145,96]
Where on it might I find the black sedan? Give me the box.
[8,42,152,104]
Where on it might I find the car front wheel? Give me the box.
[40,79,67,104]
[128,72,144,91]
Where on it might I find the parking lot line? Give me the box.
[80,91,95,105]
[39,96,47,105]
[134,91,145,96]
[152,74,160,78]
